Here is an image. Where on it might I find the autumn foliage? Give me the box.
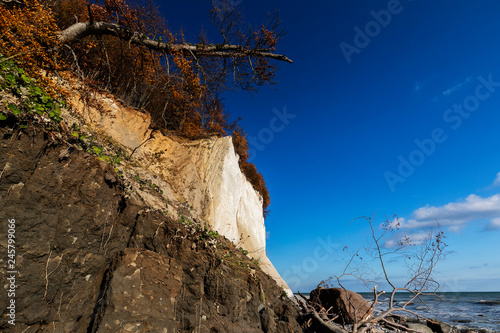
[0,0,275,213]
[0,0,61,93]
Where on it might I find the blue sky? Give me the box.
[161,0,500,292]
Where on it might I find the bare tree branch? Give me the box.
[58,21,293,63]
[298,291,350,333]
[314,215,448,333]
[311,309,350,333]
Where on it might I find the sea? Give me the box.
[359,292,500,332]
[297,292,500,332]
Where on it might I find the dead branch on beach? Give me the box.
[303,215,448,333]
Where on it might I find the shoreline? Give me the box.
[295,291,500,333]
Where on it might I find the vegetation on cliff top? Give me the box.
[0,0,290,213]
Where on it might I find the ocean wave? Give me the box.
[475,300,500,306]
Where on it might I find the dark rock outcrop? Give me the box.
[309,288,372,324]
[0,124,303,332]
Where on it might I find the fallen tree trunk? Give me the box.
[58,21,293,63]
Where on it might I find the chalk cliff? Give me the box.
[65,88,292,296]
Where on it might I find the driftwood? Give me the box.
[297,290,439,333]
[298,291,349,333]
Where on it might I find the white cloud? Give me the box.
[407,231,433,244]
[383,230,433,248]
[493,172,500,187]
[399,194,500,230]
[447,225,463,233]
[485,218,500,231]
[442,77,472,96]
[384,239,397,248]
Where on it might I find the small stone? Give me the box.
[104,171,117,184]
[371,328,384,333]
[260,307,277,333]
[407,323,434,333]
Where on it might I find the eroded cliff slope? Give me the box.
[0,122,303,332]
[64,87,291,296]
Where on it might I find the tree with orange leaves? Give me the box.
[0,0,287,214]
